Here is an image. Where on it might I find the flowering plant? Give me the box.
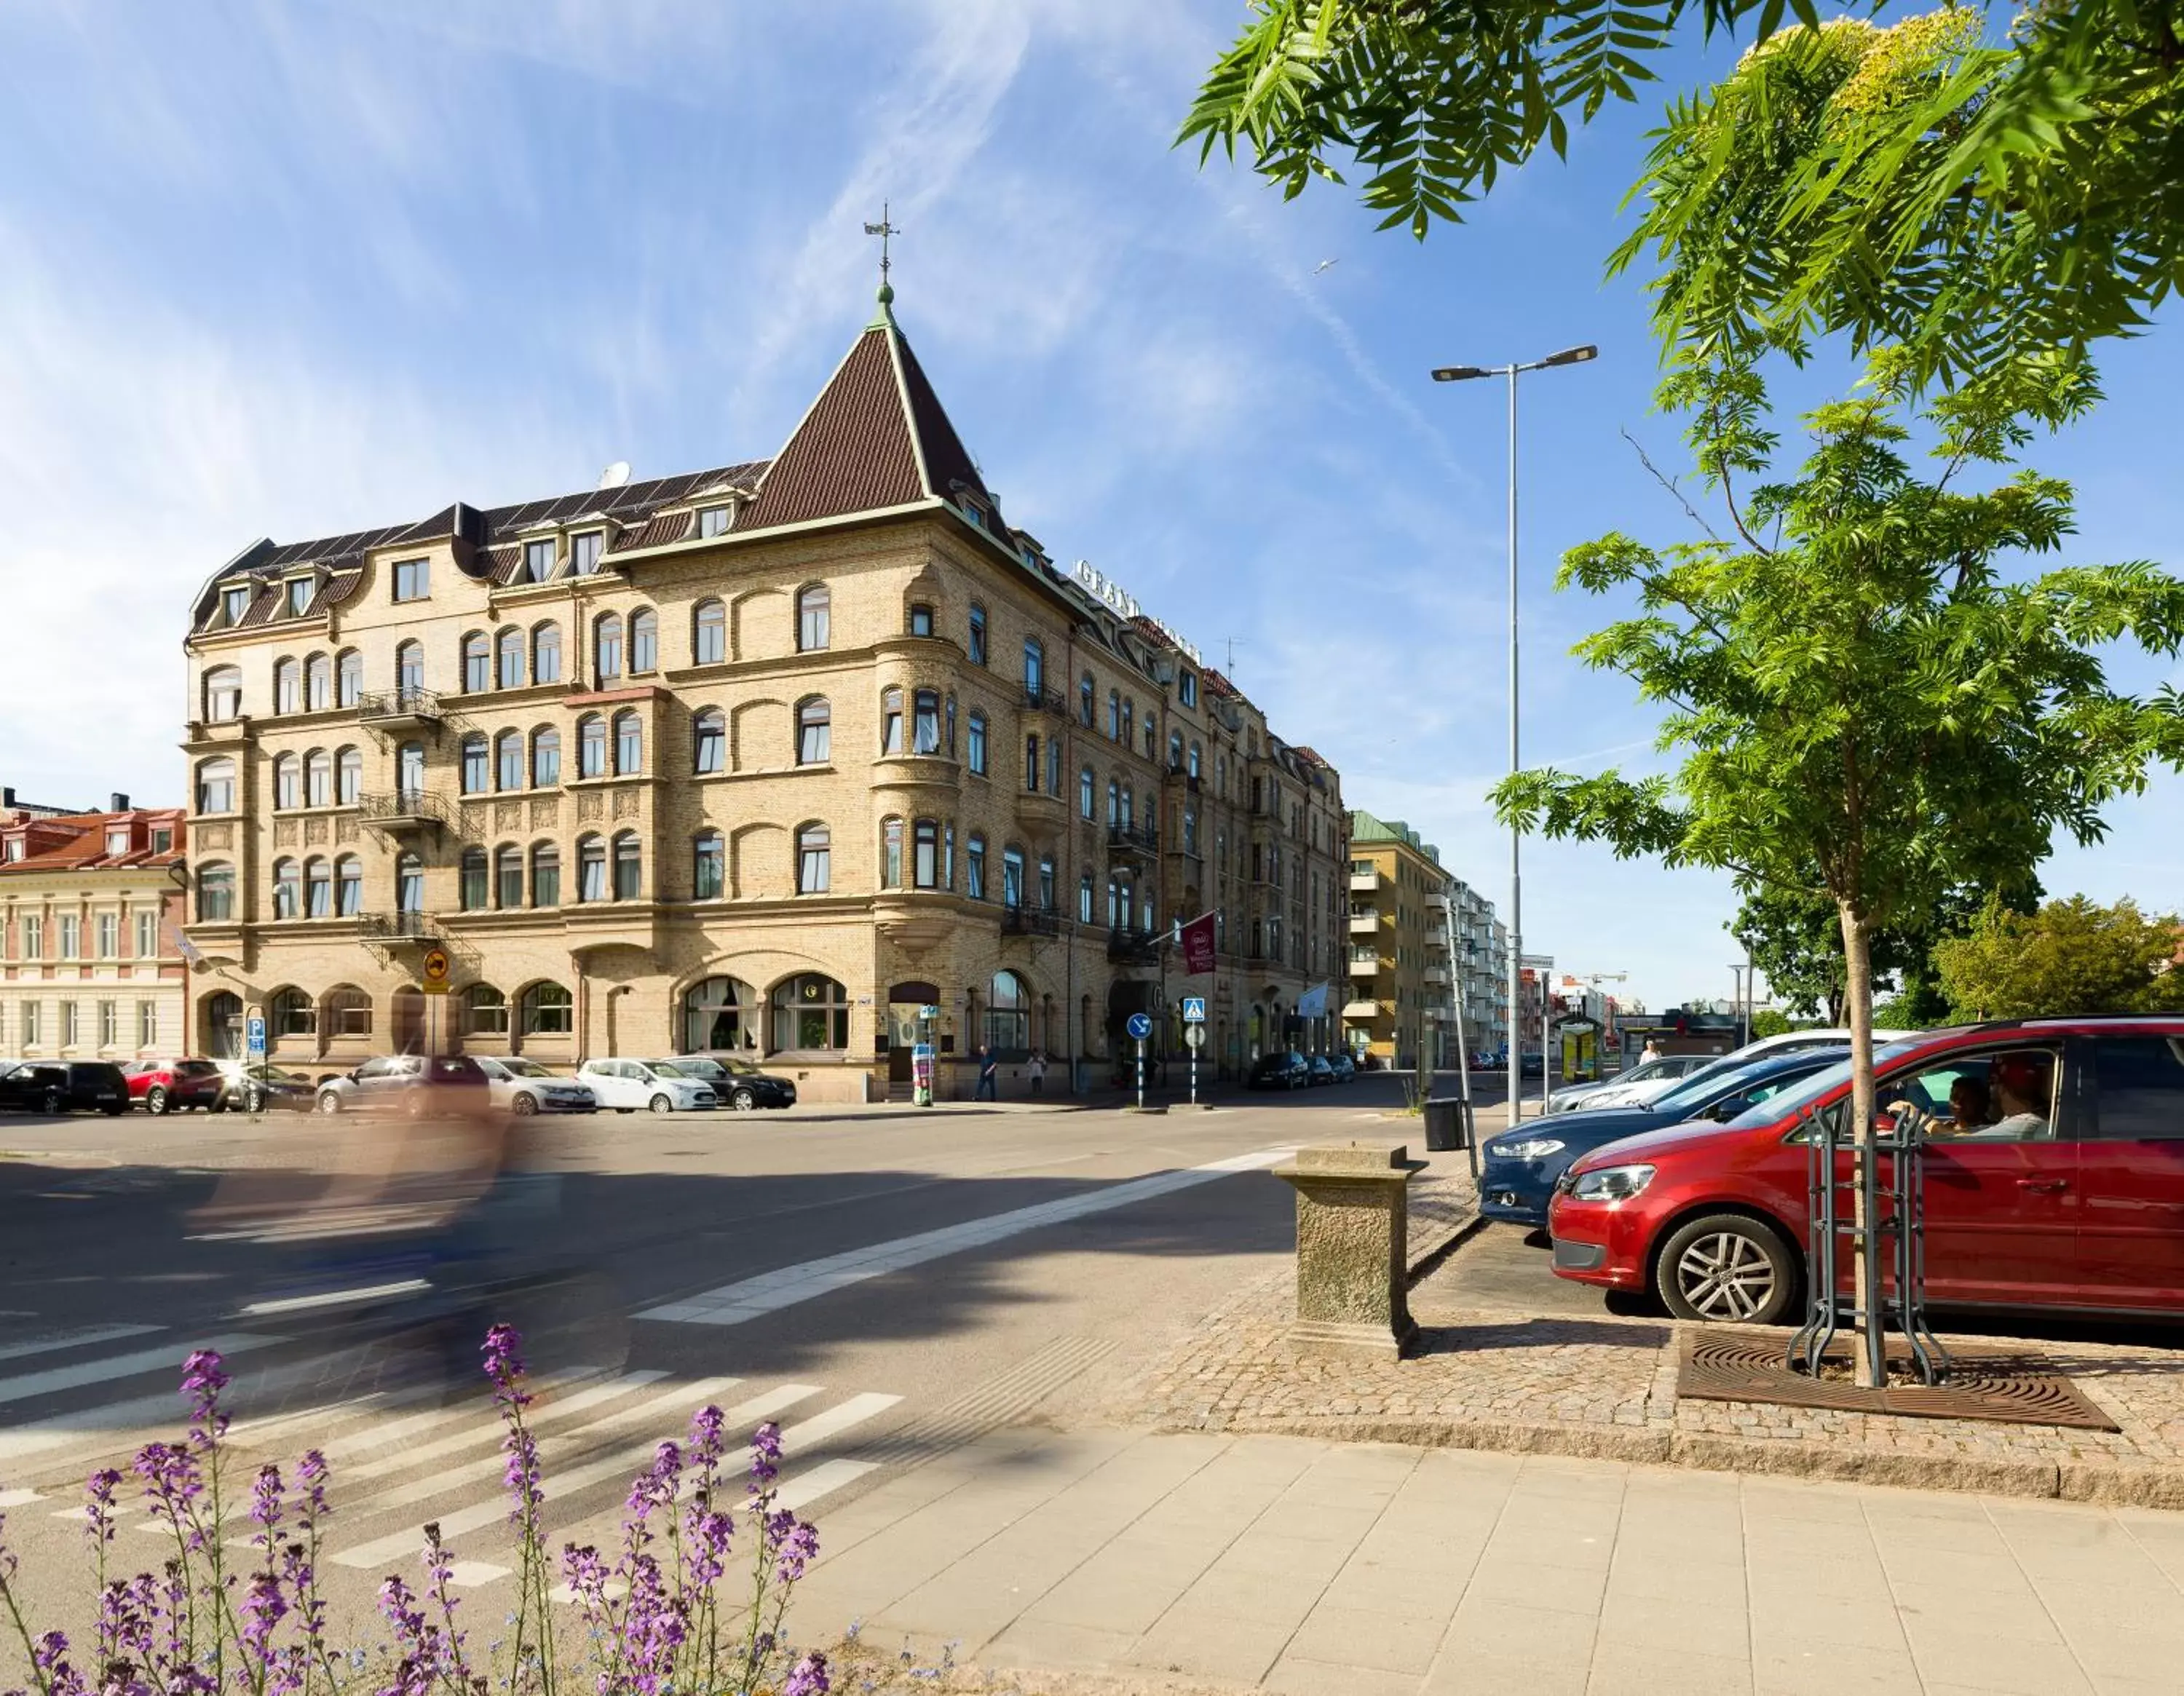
[0,1331,829,1696]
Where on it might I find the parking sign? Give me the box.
[245,1016,266,1059]
[1181,996,1206,1024]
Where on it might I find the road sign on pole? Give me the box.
[1181,996,1206,1024]
[245,1016,266,1058]
[420,947,452,996]
[1186,1021,1204,1104]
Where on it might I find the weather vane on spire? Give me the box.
[863,202,900,306]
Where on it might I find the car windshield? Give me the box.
[175,1061,221,1077]
[649,1061,695,1079]
[669,1058,727,1077]
[499,1060,550,1077]
[1652,1053,1835,1117]
[1730,1038,1932,1131]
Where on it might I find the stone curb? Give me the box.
[1147,1411,2184,1510]
[1406,1210,1487,1281]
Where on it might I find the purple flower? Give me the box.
[249,1463,285,1542]
[770,1513,819,1585]
[688,1404,726,1466]
[179,1350,229,1451]
[239,1571,288,1663]
[82,1467,121,1549]
[132,1441,205,1550]
[748,1421,783,1490]
[296,1449,331,1525]
[480,1323,528,1407]
[624,1439,682,1524]
[783,1650,831,1696]
[500,1427,542,1523]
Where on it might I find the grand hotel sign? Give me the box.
[1069,560,1203,667]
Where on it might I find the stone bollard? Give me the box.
[1273,1140,1424,1358]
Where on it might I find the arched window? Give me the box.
[946,694,957,753]
[914,819,941,889]
[1184,806,1199,855]
[460,734,489,794]
[497,627,525,689]
[273,753,301,811]
[943,820,956,888]
[465,984,509,1037]
[1002,845,1026,910]
[336,650,363,708]
[462,633,490,694]
[1080,671,1095,725]
[334,855,363,916]
[396,980,431,1048]
[520,983,573,1036]
[204,667,242,723]
[1106,779,1120,827]
[968,604,988,665]
[693,598,726,665]
[197,758,236,815]
[196,863,234,922]
[395,641,424,697]
[1107,874,1125,930]
[460,847,489,910]
[577,835,607,903]
[907,601,934,638]
[612,831,642,900]
[771,973,848,1052]
[796,824,830,894]
[796,699,829,765]
[532,623,562,685]
[272,858,301,919]
[577,714,607,778]
[1078,871,1094,923]
[796,585,830,652]
[1188,741,1202,780]
[967,833,986,899]
[1080,766,1095,819]
[531,842,561,908]
[693,831,724,900]
[1107,689,1121,739]
[1144,718,1158,758]
[336,747,362,806]
[395,852,424,914]
[594,613,623,683]
[1120,785,1135,829]
[630,608,657,674]
[693,708,726,774]
[1168,730,1184,771]
[912,689,941,754]
[305,654,331,710]
[496,844,524,908]
[967,710,987,775]
[1023,638,1044,697]
[304,857,331,918]
[270,987,315,1038]
[880,817,903,889]
[305,750,331,807]
[879,688,903,755]
[1037,852,1055,910]
[614,710,643,774]
[326,985,373,1039]
[531,726,561,786]
[1122,698,1134,746]
[496,731,523,791]
[986,971,1030,1055]
[274,657,300,714]
[682,976,755,1053]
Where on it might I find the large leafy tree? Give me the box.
[1935,894,2184,1018]
[1182,1,2184,383]
[1492,348,2184,1381]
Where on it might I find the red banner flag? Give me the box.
[1180,911,1216,975]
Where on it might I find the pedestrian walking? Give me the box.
[976,1045,999,1101]
[1027,1050,1046,1095]
[1640,1037,1662,1066]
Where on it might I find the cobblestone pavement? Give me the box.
[1103,1178,2184,1510]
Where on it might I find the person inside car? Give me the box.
[1976,1054,2054,1139]
[1942,1075,1997,1135]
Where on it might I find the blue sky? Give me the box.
[1,0,2177,1010]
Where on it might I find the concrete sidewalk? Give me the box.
[789,1425,2184,1695]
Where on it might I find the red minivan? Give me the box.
[1548,1018,2184,1323]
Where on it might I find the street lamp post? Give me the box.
[1431,344,1597,1124]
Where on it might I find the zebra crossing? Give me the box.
[0,1320,904,1590]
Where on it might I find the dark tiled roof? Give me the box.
[622,510,693,552]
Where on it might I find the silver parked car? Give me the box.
[1547,1053,1712,1114]
[475,1057,596,1116]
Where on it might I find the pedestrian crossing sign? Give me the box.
[1182,996,1206,1024]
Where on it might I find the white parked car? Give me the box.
[1546,1053,1712,1114]
[1567,1029,1891,1114]
[576,1058,717,1114]
[475,1057,596,1117]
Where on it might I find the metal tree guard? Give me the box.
[1787,1099,1952,1388]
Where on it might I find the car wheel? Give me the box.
[731,1087,756,1112]
[42,1088,63,1115]
[1655,1213,1798,1326]
[648,1093,673,1114]
[146,1086,170,1116]
[317,1092,344,1116]
[511,1093,539,1117]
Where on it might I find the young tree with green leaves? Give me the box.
[1491,349,2184,1382]
[1935,895,2184,1019]
[1182,2,2184,386]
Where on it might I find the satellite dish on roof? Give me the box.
[597,461,632,490]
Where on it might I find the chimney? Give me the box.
[111,793,130,813]
[1,788,12,807]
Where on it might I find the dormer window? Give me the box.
[4,839,23,862]
[525,538,558,582]
[392,558,430,602]
[1179,671,1198,708]
[961,502,984,530]
[222,585,250,625]
[698,506,732,539]
[152,828,173,854]
[571,532,603,575]
[286,578,313,616]
[106,829,130,857]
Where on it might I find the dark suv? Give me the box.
[0,1061,130,1116]
[1248,1052,1312,1090]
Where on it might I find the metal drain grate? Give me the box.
[1677,1328,2118,1430]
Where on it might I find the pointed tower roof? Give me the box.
[738,296,999,534]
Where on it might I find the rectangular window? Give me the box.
[497,855,524,909]
[22,1002,39,1047]
[1179,672,1197,708]
[95,914,118,959]
[135,912,157,959]
[914,821,939,889]
[60,1002,78,1047]
[23,915,42,960]
[288,579,312,616]
[573,532,603,575]
[1024,735,1040,793]
[97,1001,116,1048]
[525,539,558,582]
[2093,1037,2184,1140]
[223,586,250,625]
[59,916,80,960]
[138,1002,157,1048]
[392,558,430,601]
[699,506,732,538]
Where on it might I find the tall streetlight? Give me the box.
[1431,344,1598,1123]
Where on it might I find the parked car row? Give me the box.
[1246,1051,1359,1090]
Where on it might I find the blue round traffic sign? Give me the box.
[1127,1012,1153,1040]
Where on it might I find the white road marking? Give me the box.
[338,1372,670,1486]
[778,1392,901,1454]
[0,1326,164,1367]
[0,1487,43,1507]
[446,1560,510,1587]
[638,1146,1296,1326]
[0,1334,274,1407]
[767,1459,877,1514]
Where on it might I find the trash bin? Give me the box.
[1423,1096,1465,1152]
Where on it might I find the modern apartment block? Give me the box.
[177,290,1347,1098]
[1341,809,1501,1067]
[0,799,190,1061]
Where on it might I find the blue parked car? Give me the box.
[1477,1046,1849,1228]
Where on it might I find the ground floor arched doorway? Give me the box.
[202,991,243,1059]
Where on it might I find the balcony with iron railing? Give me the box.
[356,687,443,730]
[1001,904,1062,938]
[1020,685,1069,718]
[1107,926,1161,964]
[1107,822,1160,858]
[357,910,443,944]
[356,788,450,831]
